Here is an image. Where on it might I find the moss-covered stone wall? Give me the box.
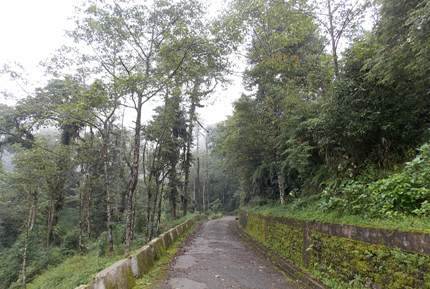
[239,211,430,289]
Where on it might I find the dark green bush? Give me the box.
[62,230,80,253]
[321,143,430,217]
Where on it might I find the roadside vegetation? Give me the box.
[1,0,429,288]
[0,0,235,287]
[213,0,430,233]
[25,214,196,289]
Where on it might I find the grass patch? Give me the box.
[207,212,224,220]
[244,200,430,233]
[132,226,193,289]
[27,252,119,289]
[26,214,198,289]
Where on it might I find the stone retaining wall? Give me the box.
[239,210,430,289]
[75,218,197,289]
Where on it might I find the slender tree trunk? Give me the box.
[146,142,161,239]
[182,82,199,215]
[78,181,91,251]
[195,124,201,211]
[327,0,339,79]
[169,167,178,219]
[125,93,143,253]
[182,139,192,215]
[21,225,29,288]
[21,190,37,288]
[79,166,87,252]
[46,159,67,247]
[46,199,55,247]
[102,131,114,254]
[145,172,152,239]
[196,156,201,211]
[278,172,286,205]
[149,178,160,240]
[202,177,206,212]
[205,133,209,211]
[155,181,165,235]
[29,191,37,231]
[86,187,91,239]
[131,192,137,242]
[142,141,151,239]
[86,129,94,239]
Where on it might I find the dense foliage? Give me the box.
[321,143,430,217]
[215,0,430,218]
[0,0,234,287]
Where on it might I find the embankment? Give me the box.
[238,210,430,289]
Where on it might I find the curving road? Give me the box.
[157,216,297,289]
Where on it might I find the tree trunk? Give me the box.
[21,225,29,288]
[182,140,191,215]
[195,123,201,211]
[29,191,37,231]
[169,167,178,219]
[102,132,114,255]
[148,178,160,240]
[155,181,165,236]
[182,82,199,215]
[125,93,143,253]
[79,166,87,252]
[196,156,201,211]
[46,199,55,247]
[278,172,286,205]
[327,0,339,79]
[86,187,91,239]
[21,190,37,288]
[46,158,67,247]
[205,133,209,211]
[146,141,161,240]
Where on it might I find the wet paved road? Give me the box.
[157,216,297,289]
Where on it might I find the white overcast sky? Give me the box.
[0,0,244,126]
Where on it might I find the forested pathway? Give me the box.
[156,216,296,289]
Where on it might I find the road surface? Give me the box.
[157,216,297,289]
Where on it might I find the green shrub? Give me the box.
[321,143,430,217]
[62,230,80,254]
[97,232,107,257]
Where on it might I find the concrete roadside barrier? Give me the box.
[130,244,154,278]
[160,231,173,248]
[148,237,164,260]
[74,216,199,289]
[87,259,135,289]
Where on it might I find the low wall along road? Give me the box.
[74,217,197,289]
[238,210,430,289]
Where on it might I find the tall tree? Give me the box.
[311,0,371,78]
[225,0,328,204]
[74,0,207,252]
[12,141,55,287]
